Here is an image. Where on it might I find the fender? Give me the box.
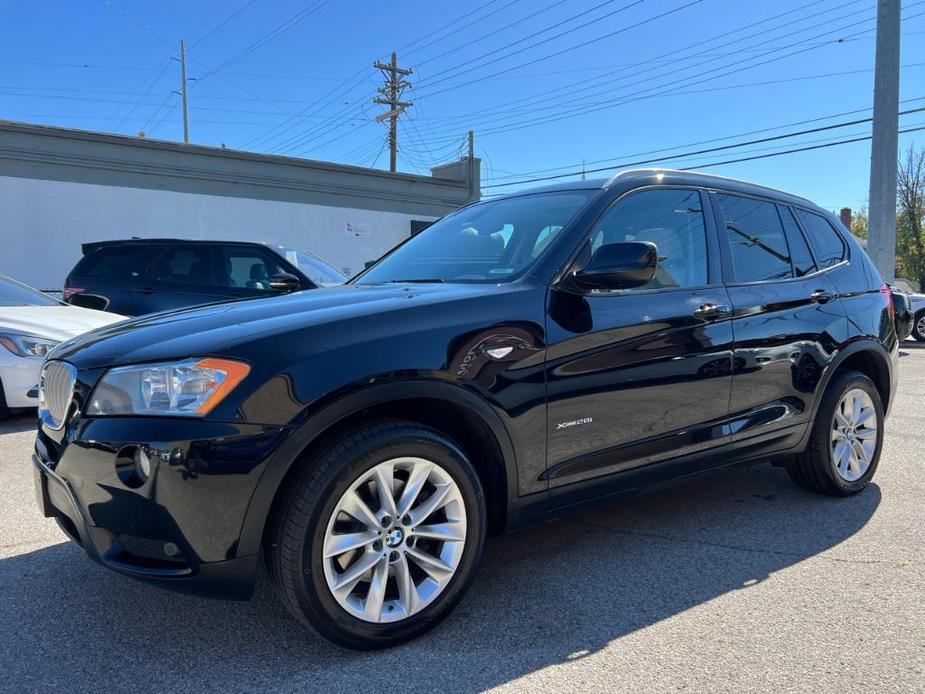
[794,337,895,450]
[235,378,522,557]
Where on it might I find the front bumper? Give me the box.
[33,416,289,600]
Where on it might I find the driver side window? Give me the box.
[588,188,709,291]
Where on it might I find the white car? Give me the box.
[0,274,125,419]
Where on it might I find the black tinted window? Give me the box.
[72,247,142,277]
[795,209,846,268]
[589,188,708,290]
[718,194,792,282]
[780,206,816,277]
[218,247,284,291]
[149,247,214,286]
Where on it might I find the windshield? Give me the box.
[0,275,60,307]
[356,191,594,284]
[275,247,346,287]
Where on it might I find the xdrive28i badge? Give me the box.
[556,417,593,430]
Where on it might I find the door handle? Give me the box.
[810,289,836,304]
[692,303,730,320]
[136,287,156,295]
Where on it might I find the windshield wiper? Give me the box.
[387,278,446,284]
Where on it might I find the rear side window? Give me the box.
[795,209,846,268]
[72,247,142,277]
[779,206,816,277]
[149,246,215,286]
[717,194,792,282]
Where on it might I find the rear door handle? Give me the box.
[692,303,731,320]
[810,289,836,304]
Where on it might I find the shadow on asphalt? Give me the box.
[0,413,35,435]
[0,461,880,692]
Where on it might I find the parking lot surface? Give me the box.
[1,344,923,693]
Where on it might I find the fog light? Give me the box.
[115,445,150,488]
[163,542,180,557]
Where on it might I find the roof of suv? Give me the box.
[495,168,820,212]
[81,238,269,252]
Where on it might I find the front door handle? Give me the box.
[810,289,836,304]
[692,303,731,320]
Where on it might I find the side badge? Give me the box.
[556,417,593,431]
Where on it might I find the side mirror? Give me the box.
[268,273,301,293]
[571,241,657,291]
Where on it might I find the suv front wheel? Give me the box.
[787,370,884,495]
[267,420,486,649]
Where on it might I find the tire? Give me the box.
[913,311,925,342]
[787,370,884,496]
[266,419,486,650]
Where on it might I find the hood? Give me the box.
[50,282,520,369]
[0,305,126,343]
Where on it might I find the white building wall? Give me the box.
[0,175,433,290]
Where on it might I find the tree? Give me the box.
[895,145,925,285]
[851,204,869,241]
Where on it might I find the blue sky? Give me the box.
[1,0,924,212]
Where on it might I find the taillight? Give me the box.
[879,283,894,317]
[62,287,84,301]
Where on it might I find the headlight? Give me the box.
[86,358,250,417]
[0,333,58,357]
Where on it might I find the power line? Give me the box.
[483,96,925,183]
[415,0,879,138]
[188,0,260,49]
[415,0,648,89]
[414,0,847,132]
[682,125,925,171]
[422,4,923,141]
[482,105,925,189]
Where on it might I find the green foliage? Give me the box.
[851,205,868,241]
[896,146,925,286]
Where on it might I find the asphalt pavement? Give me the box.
[1,343,923,693]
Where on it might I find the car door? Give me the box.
[544,187,735,490]
[712,192,845,444]
[132,244,225,314]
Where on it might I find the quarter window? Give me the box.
[779,206,817,277]
[718,194,793,282]
[587,188,709,291]
[795,209,847,268]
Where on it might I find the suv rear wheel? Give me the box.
[787,370,883,495]
[913,311,925,342]
[266,420,486,649]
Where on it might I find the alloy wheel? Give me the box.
[321,457,467,623]
[831,388,878,482]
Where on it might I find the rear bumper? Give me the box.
[33,417,289,600]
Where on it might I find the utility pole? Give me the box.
[179,39,190,144]
[374,52,412,172]
[467,129,475,200]
[867,0,901,280]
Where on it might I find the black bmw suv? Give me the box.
[33,170,897,649]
